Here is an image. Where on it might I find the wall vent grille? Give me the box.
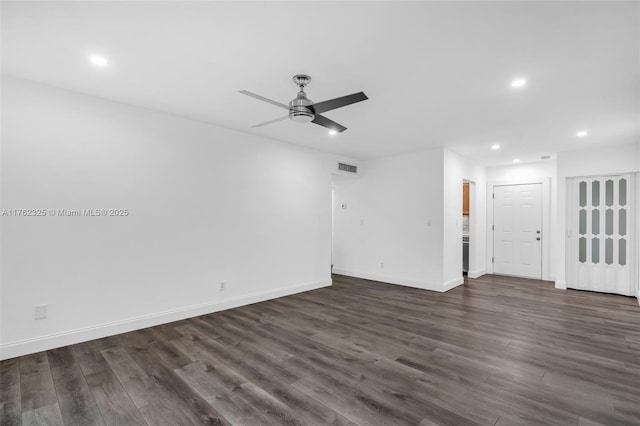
[338,163,358,174]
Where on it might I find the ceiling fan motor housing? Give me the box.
[289,91,315,123]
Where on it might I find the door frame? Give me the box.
[487,178,552,281]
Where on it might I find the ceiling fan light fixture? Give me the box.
[289,110,314,123]
[289,89,315,123]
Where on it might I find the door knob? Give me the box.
[536,230,541,234]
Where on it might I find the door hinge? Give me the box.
[492,225,494,231]
[492,257,494,263]
[492,193,495,199]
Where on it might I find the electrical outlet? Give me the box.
[35,305,47,320]
[220,282,225,291]
[380,262,384,269]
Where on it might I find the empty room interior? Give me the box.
[1,1,640,425]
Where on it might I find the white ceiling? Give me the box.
[2,1,638,164]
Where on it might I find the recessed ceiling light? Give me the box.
[511,79,527,88]
[491,144,501,150]
[576,130,588,137]
[328,130,338,136]
[89,55,108,68]
[513,158,521,163]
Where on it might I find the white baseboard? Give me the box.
[555,280,567,290]
[332,268,457,293]
[0,279,331,361]
[443,276,464,291]
[468,269,486,279]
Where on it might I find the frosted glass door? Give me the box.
[567,174,636,296]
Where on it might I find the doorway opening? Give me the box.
[462,181,470,276]
[462,180,478,278]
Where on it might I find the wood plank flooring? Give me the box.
[2,274,640,425]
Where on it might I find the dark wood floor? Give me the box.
[2,274,640,426]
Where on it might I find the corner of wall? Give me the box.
[468,269,486,279]
[443,276,464,291]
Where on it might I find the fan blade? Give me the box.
[312,92,368,114]
[312,114,347,133]
[239,90,289,110]
[251,115,289,128]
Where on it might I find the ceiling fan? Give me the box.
[239,74,368,133]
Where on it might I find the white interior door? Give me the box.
[493,183,543,279]
[567,175,636,296]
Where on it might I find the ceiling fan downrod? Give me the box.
[289,74,314,123]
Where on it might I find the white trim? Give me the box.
[332,269,436,290]
[555,280,567,290]
[0,279,331,361]
[332,269,464,293]
[443,276,464,291]
[468,269,486,279]
[487,178,552,281]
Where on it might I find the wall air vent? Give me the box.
[338,163,358,174]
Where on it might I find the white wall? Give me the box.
[333,147,487,291]
[556,143,640,290]
[332,148,446,290]
[442,149,487,286]
[486,160,557,280]
[1,77,340,359]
